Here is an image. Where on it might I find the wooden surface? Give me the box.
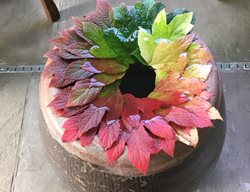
[0,69,250,192]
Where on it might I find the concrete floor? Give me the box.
[0,0,250,66]
[0,70,249,192]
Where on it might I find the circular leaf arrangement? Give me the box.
[42,0,223,175]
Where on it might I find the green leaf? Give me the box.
[167,12,194,41]
[98,80,121,98]
[138,9,194,64]
[82,22,117,58]
[167,8,196,25]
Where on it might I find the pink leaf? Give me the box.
[99,120,120,149]
[63,104,108,136]
[127,126,155,175]
[80,127,98,147]
[144,116,175,140]
[62,126,79,142]
[166,106,213,128]
[106,136,126,166]
[153,137,176,158]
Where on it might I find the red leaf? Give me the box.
[42,61,64,78]
[166,106,213,128]
[64,42,93,58]
[49,70,76,88]
[68,79,104,107]
[121,94,140,131]
[44,49,69,66]
[99,120,120,149]
[48,87,71,110]
[139,98,166,119]
[94,90,124,121]
[63,104,108,135]
[144,116,175,140]
[127,125,155,175]
[72,17,89,39]
[65,60,95,80]
[153,137,176,158]
[80,127,98,147]
[62,126,79,142]
[199,91,213,100]
[82,61,101,73]
[106,136,126,166]
[57,106,86,118]
[57,48,83,60]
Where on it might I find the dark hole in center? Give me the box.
[119,63,156,98]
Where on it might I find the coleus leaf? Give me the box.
[67,79,104,107]
[99,120,120,149]
[106,135,126,166]
[80,127,98,147]
[127,125,156,175]
[63,104,108,136]
[166,106,213,128]
[144,116,175,140]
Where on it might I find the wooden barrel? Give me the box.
[39,36,226,192]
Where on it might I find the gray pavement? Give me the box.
[0,70,249,192]
[0,0,250,66]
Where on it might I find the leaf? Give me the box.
[98,80,121,98]
[99,120,120,149]
[94,73,124,85]
[187,47,213,66]
[48,87,71,110]
[144,116,175,140]
[80,127,98,147]
[49,69,76,88]
[57,48,83,60]
[149,90,189,106]
[153,137,176,157]
[65,60,94,80]
[82,22,117,58]
[139,98,166,119]
[94,90,124,121]
[106,136,126,165]
[167,8,196,25]
[208,107,223,121]
[183,64,212,80]
[64,42,93,58]
[166,106,213,128]
[84,0,113,29]
[174,126,199,147]
[167,12,194,41]
[155,73,207,96]
[121,94,140,131]
[199,91,214,101]
[138,27,157,63]
[68,79,104,107]
[57,106,86,118]
[150,34,195,70]
[62,126,79,142]
[63,104,108,135]
[89,59,128,74]
[127,125,155,175]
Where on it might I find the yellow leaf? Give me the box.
[183,64,212,80]
[175,127,199,147]
[208,107,223,121]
